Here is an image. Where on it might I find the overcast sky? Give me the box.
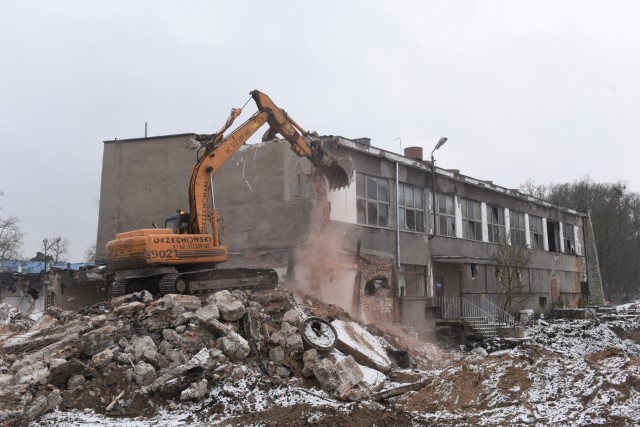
[1,1,639,261]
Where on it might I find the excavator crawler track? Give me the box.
[110,268,278,298]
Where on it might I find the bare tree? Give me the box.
[525,176,640,301]
[491,242,533,315]
[42,236,70,264]
[0,191,24,260]
[83,242,96,264]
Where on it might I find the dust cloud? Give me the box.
[286,171,358,318]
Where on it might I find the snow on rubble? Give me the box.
[0,293,639,426]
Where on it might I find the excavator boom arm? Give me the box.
[188,90,353,236]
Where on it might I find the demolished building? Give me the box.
[95,134,604,335]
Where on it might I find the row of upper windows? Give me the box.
[355,172,578,254]
[436,193,578,254]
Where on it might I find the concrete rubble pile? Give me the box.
[0,288,413,425]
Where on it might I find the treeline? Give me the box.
[522,177,640,302]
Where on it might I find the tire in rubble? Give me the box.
[300,316,338,353]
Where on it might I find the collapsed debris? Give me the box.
[1,292,640,426]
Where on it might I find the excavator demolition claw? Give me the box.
[310,136,354,190]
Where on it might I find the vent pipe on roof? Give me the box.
[145,122,148,138]
[404,146,423,161]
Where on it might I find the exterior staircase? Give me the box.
[427,296,515,340]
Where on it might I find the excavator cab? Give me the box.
[165,210,190,234]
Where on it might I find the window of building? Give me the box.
[436,193,456,236]
[461,198,482,240]
[563,223,575,254]
[510,210,526,247]
[529,215,544,249]
[401,264,427,297]
[356,172,389,227]
[547,220,559,252]
[399,183,425,232]
[487,204,506,244]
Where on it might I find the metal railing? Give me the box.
[468,295,516,327]
[429,296,516,333]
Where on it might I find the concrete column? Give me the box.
[542,218,549,251]
[558,222,565,253]
[454,196,463,238]
[504,208,512,245]
[584,210,605,303]
[481,202,488,242]
[524,213,531,247]
[574,225,582,256]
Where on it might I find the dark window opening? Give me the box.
[547,220,559,252]
[399,183,425,232]
[436,193,456,236]
[401,264,427,297]
[510,210,526,247]
[471,263,477,279]
[365,277,389,295]
[563,223,575,254]
[487,204,506,244]
[529,215,544,250]
[461,198,482,241]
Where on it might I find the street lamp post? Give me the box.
[42,237,61,272]
[42,238,48,272]
[429,137,448,239]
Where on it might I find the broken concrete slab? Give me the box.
[91,348,113,367]
[172,311,196,327]
[15,361,50,385]
[331,320,392,373]
[180,379,208,401]
[208,291,246,322]
[67,374,85,390]
[269,346,285,365]
[218,332,250,361]
[162,328,179,342]
[195,304,220,323]
[114,301,145,316]
[283,309,302,326]
[133,361,156,386]
[163,294,201,311]
[335,355,364,387]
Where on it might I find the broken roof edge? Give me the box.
[332,136,588,218]
[103,133,197,144]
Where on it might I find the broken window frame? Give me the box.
[435,192,456,237]
[399,183,425,233]
[529,215,544,250]
[356,172,390,228]
[401,264,427,298]
[563,223,575,254]
[509,210,527,247]
[486,204,506,244]
[461,198,482,241]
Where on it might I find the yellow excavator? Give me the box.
[106,90,353,297]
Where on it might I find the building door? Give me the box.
[434,276,444,298]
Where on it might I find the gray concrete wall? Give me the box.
[214,141,316,252]
[96,134,198,261]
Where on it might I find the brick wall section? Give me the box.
[355,254,398,326]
